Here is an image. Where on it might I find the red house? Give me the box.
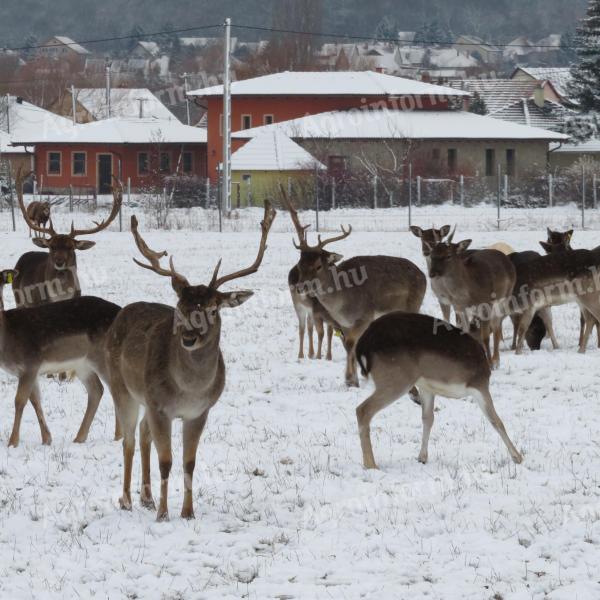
[187,70,469,180]
[11,117,207,193]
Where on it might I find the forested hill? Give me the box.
[0,0,589,50]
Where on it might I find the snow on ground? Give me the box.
[1,209,600,599]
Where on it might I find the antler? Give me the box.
[130,215,190,287]
[278,183,312,251]
[69,177,122,238]
[447,225,457,244]
[15,167,56,236]
[316,225,352,249]
[209,200,277,289]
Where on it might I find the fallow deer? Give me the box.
[425,234,516,368]
[355,311,523,469]
[0,268,121,446]
[13,170,122,308]
[25,201,51,238]
[282,190,426,388]
[105,204,276,521]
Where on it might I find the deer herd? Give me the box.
[1,169,599,520]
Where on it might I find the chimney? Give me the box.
[533,84,545,108]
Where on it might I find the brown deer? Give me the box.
[355,312,523,469]
[425,234,516,368]
[0,268,121,447]
[106,204,276,521]
[25,201,51,237]
[13,170,122,308]
[281,190,426,388]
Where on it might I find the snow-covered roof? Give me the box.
[73,88,176,121]
[135,41,161,57]
[46,36,91,55]
[491,99,572,132]
[188,71,470,98]
[513,67,573,100]
[0,96,72,153]
[232,109,569,142]
[10,117,207,146]
[553,138,600,153]
[230,132,324,171]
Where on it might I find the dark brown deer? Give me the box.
[281,190,426,387]
[0,268,121,447]
[355,312,523,469]
[25,201,51,237]
[425,235,516,368]
[106,204,276,521]
[13,170,121,308]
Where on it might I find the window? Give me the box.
[241,114,252,130]
[263,114,274,126]
[160,151,171,173]
[447,148,457,173]
[485,149,496,177]
[242,174,252,183]
[328,155,348,179]
[506,149,516,176]
[72,152,86,176]
[48,152,61,175]
[182,152,193,174]
[138,152,149,175]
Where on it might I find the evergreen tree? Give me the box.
[469,92,488,115]
[570,0,600,111]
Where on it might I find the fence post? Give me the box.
[594,174,597,210]
[205,178,210,208]
[69,184,73,212]
[548,173,553,208]
[373,174,378,209]
[460,174,464,207]
[582,163,586,229]
[331,177,336,210]
[389,190,393,208]
[408,164,413,230]
[504,174,508,207]
[7,163,15,232]
[315,165,320,232]
[416,175,421,205]
[497,163,501,230]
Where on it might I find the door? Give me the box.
[98,154,112,194]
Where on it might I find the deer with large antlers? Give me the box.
[13,169,122,308]
[281,188,426,387]
[105,204,276,521]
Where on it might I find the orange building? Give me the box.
[187,71,469,180]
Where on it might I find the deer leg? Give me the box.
[596,318,600,348]
[471,385,522,464]
[576,296,600,353]
[181,411,209,520]
[490,317,502,369]
[315,317,325,360]
[418,389,435,464]
[139,415,155,510]
[515,308,536,354]
[325,324,334,361]
[344,332,360,388]
[297,315,306,359]
[440,301,452,323]
[146,410,172,522]
[356,386,403,470]
[538,307,559,349]
[579,310,586,349]
[73,372,103,443]
[510,314,519,350]
[8,374,36,447]
[480,319,493,366]
[307,315,315,359]
[29,383,52,446]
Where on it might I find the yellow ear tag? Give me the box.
[6,273,13,284]
[334,329,343,338]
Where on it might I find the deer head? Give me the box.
[130,201,276,351]
[16,168,122,271]
[540,228,573,254]
[425,236,471,278]
[410,224,452,257]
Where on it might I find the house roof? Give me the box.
[188,71,470,98]
[491,99,572,132]
[0,96,73,153]
[73,88,176,121]
[46,36,91,55]
[135,41,161,57]
[10,116,207,146]
[512,67,573,100]
[230,131,324,171]
[455,35,502,52]
[553,138,600,153]
[232,109,569,142]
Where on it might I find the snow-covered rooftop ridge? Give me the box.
[514,67,574,99]
[553,138,600,153]
[232,109,569,142]
[48,36,91,55]
[188,71,470,98]
[74,88,176,121]
[230,132,324,171]
[10,116,207,145]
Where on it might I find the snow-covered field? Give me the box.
[1,208,600,599]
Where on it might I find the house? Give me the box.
[511,67,575,105]
[187,70,469,180]
[130,41,161,59]
[9,117,207,194]
[84,56,171,86]
[550,138,600,168]
[446,79,572,132]
[229,131,324,205]
[0,95,72,177]
[454,35,503,65]
[49,88,177,123]
[505,35,564,66]
[36,36,91,60]
[230,109,568,179]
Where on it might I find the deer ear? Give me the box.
[1,269,18,284]
[32,237,50,248]
[217,290,254,308]
[547,227,553,238]
[327,252,343,264]
[456,239,471,253]
[539,241,553,253]
[409,226,423,238]
[74,240,96,250]
[439,225,451,238]
[567,229,573,240]
[171,275,188,298]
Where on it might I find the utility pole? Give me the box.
[5,94,10,134]
[221,17,232,215]
[105,61,112,118]
[183,73,191,125]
